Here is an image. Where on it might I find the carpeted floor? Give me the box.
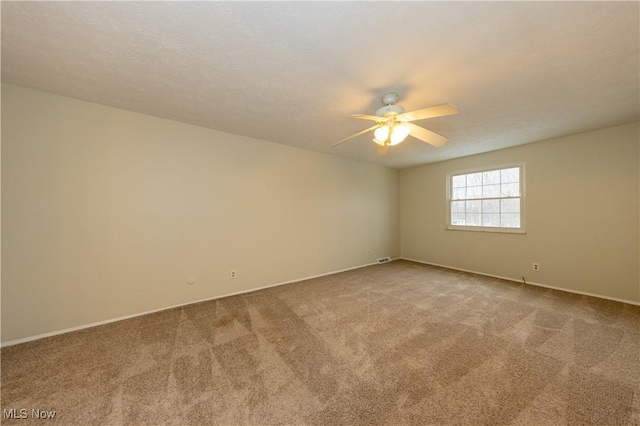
[2,260,639,425]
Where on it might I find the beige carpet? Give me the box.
[2,260,640,425]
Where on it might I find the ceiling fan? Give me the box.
[333,92,458,150]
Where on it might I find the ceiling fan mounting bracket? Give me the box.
[380,92,400,106]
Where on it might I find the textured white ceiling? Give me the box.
[2,2,638,169]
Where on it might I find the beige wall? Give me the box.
[401,122,640,303]
[1,84,400,343]
[3,83,637,344]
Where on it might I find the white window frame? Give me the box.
[446,163,526,234]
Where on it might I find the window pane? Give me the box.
[452,175,466,188]
[451,201,465,213]
[482,184,500,198]
[482,213,500,227]
[452,188,466,200]
[482,199,499,213]
[501,183,520,197]
[451,213,465,225]
[467,186,482,199]
[501,167,519,184]
[483,170,500,185]
[448,165,523,231]
[467,172,483,186]
[501,213,520,228]
[466,213,481,226]
[466,200,481,213]
[501,198,520,213]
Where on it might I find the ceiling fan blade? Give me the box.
[332,124,381,147]
[398,103,458,122]
[350,114,387,122]
[407,123,448,147]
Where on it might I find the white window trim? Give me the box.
[445,162,526,234]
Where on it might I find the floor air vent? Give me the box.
[377,257,392,264]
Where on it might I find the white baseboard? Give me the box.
[2,261,381,348]
[9,256,630,347]
[400,257,640,306]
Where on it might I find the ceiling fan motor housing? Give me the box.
[376,104,405,117]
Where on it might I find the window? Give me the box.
[446,164,525,233]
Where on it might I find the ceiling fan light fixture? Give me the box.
[374,125,389,142]
[390,123,410,146]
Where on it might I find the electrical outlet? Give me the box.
[533,263,540,271]
[367,248,370,255]
[230,269,236,279]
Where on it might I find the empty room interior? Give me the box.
[1,2,639,425]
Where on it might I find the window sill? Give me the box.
[446,226,527,234]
